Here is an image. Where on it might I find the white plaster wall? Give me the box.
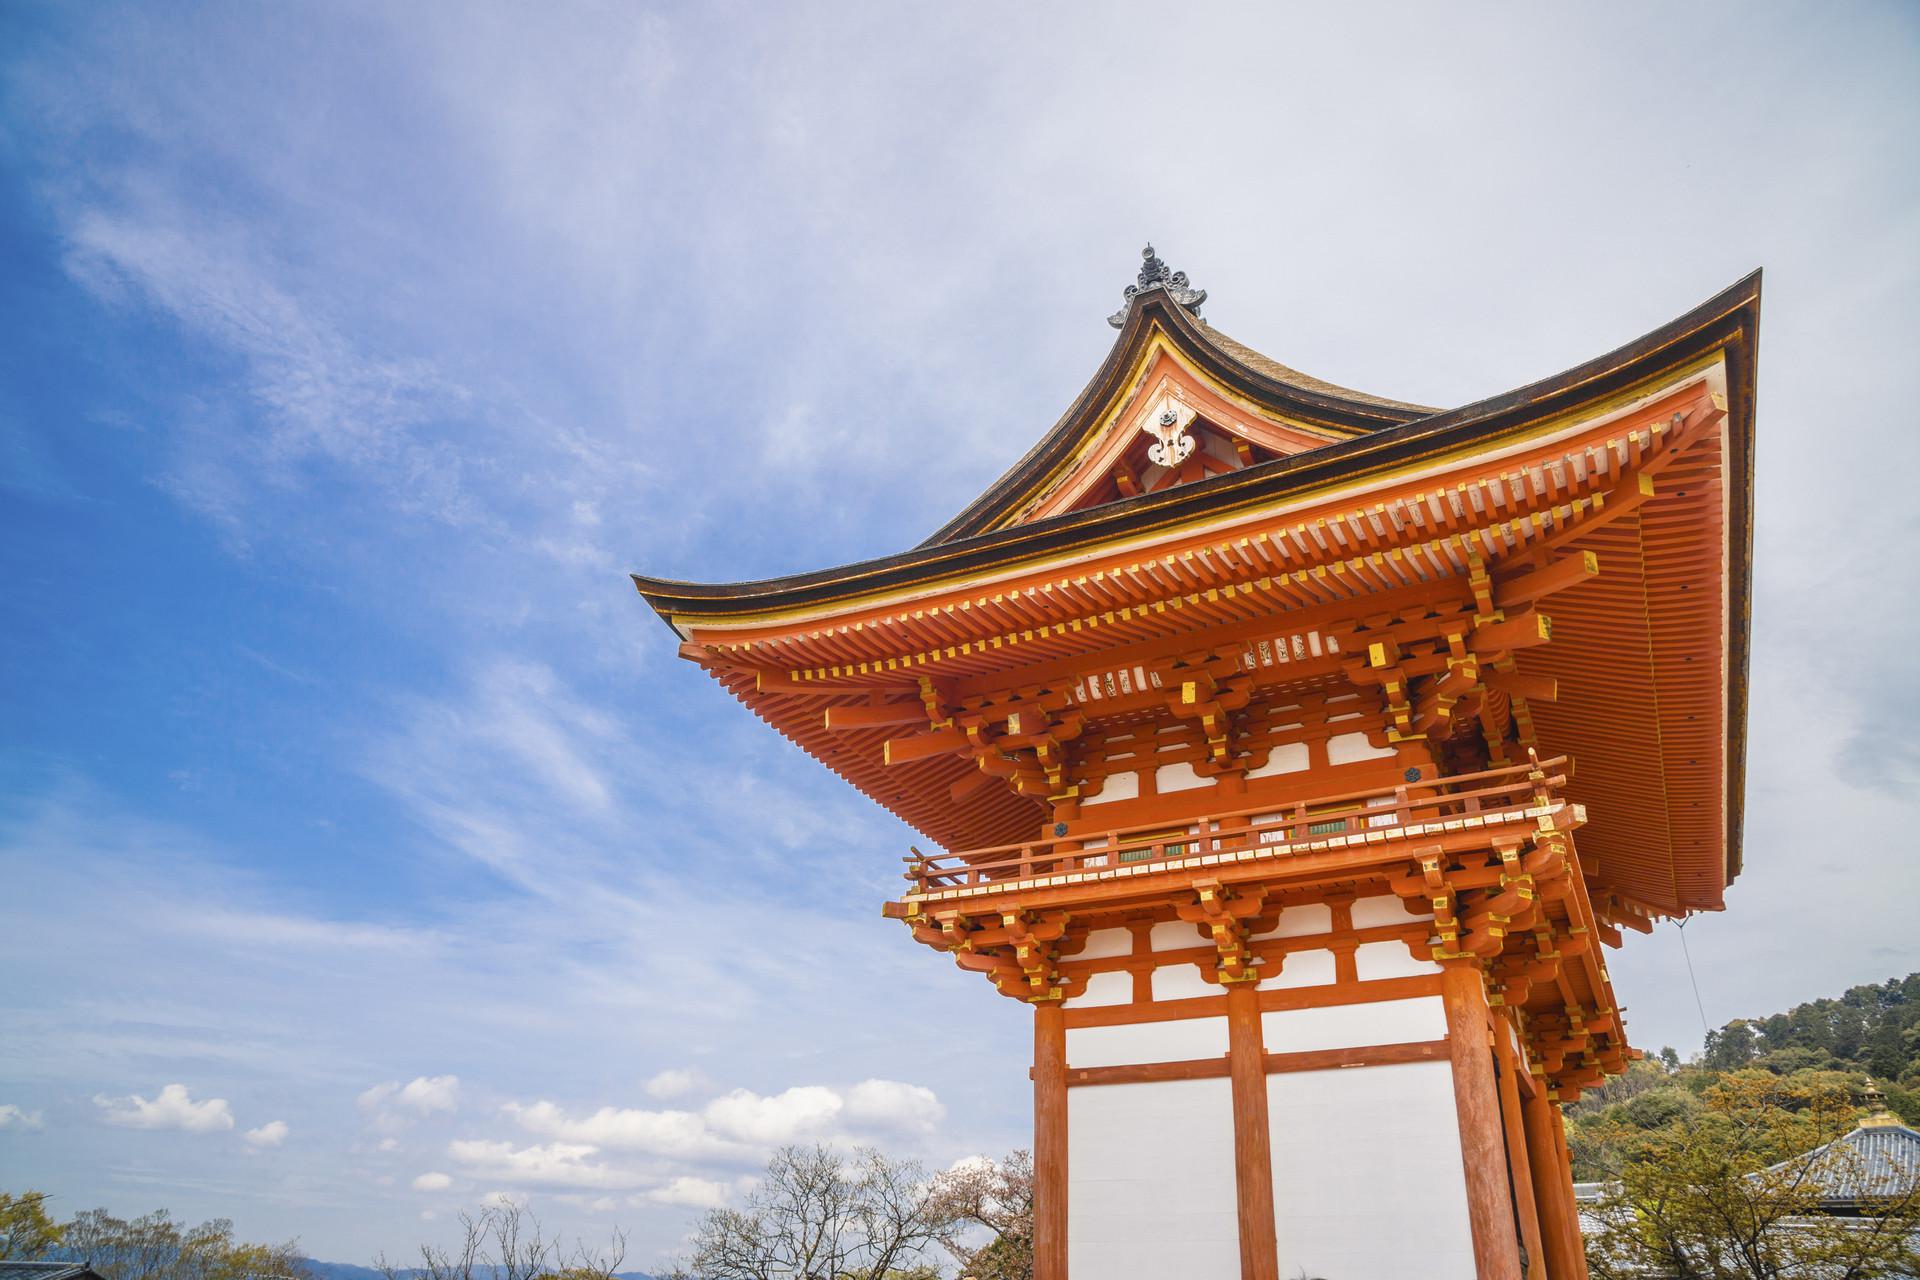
[1327,731,1395,764]
[1152,962,1218,1001]
[1070,1078,1240,1280]
[1077,927,1134,960]
[1261,996,1446,1053]
[1250,903,1332,940]
[1154,760,1211,793]
[1067,1016,1228,1068]
[1063,970,1134,1009]
[1352,893,1430,927]
[1258,947,1336,990]
[1269,1061,1476,1279]
[1150,920,1204,952]
[1355,939,1443,981]
[1246,741,1310,778]
[1083,770,1140,806]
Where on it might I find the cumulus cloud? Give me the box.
[702,1086,844,1145]
[446,1140,645,1190]
[244,1119,289,1147]
[0,1105,44,1131]
[505,1079,943,1160]
[502,1100,722,1159]
[360,1075,461,1116]
[412,1171,453,1191]
[843,1079,945,1135]
[94,1083,235,1133]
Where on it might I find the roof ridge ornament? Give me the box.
[1108,242,1207,328]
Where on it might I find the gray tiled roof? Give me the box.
[0,1264,103,1280]
[1781,1120,1920,1205]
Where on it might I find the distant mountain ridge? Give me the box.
[300,1263,657,1280]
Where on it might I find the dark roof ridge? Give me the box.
[631,270,1759,614]
[1194,319,1437,414]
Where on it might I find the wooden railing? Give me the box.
[902,756,1567,896]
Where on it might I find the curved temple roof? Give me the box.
[634,272,1758,624]
[633,270,1761,917]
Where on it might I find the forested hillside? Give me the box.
[1699,972,1920,1081]
[1566,971,1920,1182]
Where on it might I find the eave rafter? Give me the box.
[695,393,1720,691]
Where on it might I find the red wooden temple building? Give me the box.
[631,248,1761,1279]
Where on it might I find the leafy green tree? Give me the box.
[1582,1071,1920,1280]
[0,1191,64,1261]
[60,1207,309,1280]
[1702,1019,1757,1071]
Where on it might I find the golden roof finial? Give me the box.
[1860,1082,1901,1129]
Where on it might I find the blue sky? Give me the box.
[2,0,1917,1267]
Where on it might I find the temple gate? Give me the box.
[631,248,1761,1279]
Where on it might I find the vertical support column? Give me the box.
[1522,1083,1586,1280]
[1442,963,1523,1280]
[1225,981,1279,1280]
[1033,1002,1069,1280]
[1550,1098,1591,1279]
[1492,1022,1548,1275]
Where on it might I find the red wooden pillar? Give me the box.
[1521,1082,1586,1280]
[1492,1022,1548,1275]
[1442,963,1523,1280]
[1225,981,1279,1280]
[1033,1002,1069,1280]
[1550,1096,1591,1279]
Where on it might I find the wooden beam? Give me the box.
[1060,1037,1451,1086]
[1493,551,1599,609]
[1470,609,1553,655]
[882,727,968,765]
[1484,669,1559,702]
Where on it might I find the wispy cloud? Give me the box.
[4,0,1917,1268]
[361,1076,462,1118]
[64,208,480,528]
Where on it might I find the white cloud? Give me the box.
[702,1086,842,1145]
[843,1079,945,1135]
[94,1083,235,1133]
[504,1078,944,1160]
[642,1176,738,1210]
[244,1119,289,1147]
[643,1067,705,1100]
[412,1171,453,1191]
[360,1075,461,1115]
[502,1100,724,1159]
[62,209,480,532]
[0,1105,45,1131]
[446,1141,644,1191]
[378,1137,400,1152]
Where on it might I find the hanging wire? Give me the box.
[1676,913,1711,1042]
